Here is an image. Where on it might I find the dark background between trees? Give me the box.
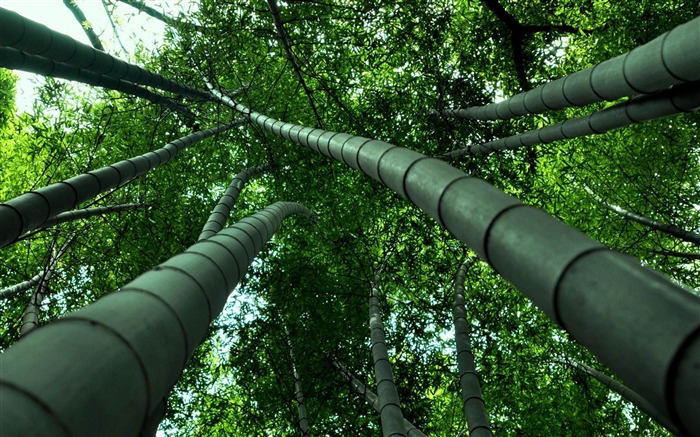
[1,0,699,435]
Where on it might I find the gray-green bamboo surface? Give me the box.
[210,89,700,435]
[198,163,271,241]
[40,203,150,229]
[0,201,313,436]
[442,80,700,158]
[0,122,241,249]
[453,261,492,437]
[441,15,699,120]
[332,358,426,437]
[0,8,209,100]
[369,272,407,437]
[0,47,195,122]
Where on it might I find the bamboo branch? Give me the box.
[266,0,325,129]
[585,186,700,246]
[555,360,679,435]
[114,0,202,32]
[63,0,105,51]
[40,203,150,229]
[0,273,42,301]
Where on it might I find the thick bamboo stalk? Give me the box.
[369,272,406,437]
[442,80,700,158]
[0,47,195,122]
[0,8,209,100]
[198,164,270,241]
[0,121,242,248]
[441,16,699,120]
[556,360,679,435]
[209,90,700,435]
[0,201,313,436]
[40,203,150,229]
[453,261,492,437]
[332,358,425,437]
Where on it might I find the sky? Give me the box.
[1,0,195,113]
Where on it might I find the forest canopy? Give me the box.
[0,0,699,435]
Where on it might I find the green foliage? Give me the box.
[1,0,697,435]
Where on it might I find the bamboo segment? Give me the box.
[198,163,270,241]
[453,261,492,437]
[209,90,700,435]
[0,8,209,100]
[0,122,242,248]
[442,80,700,157]
[0,47,195,122]
[441,15,699,120]
[0,202,313,436]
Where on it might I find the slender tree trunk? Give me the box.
[585,186,700,246]
[0,8,210,100]
[266,0,324,128]
[19,234,75,336]
[0,201,313,435]
[369,271,406,437]
[207,91,700,434]
[0,273,42,300]
[198,164,270,241]
[555,360,679,435]
[40,203,150,229]
[453,261,492,437]
[62,0,105,51]
[440,80,700,158]
[0,47,196,123]
[439,16,699,121]
[332,358,425,437]
[284,325,310,436]
[0,121,242,248]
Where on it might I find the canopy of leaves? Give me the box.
[1,0,698,435]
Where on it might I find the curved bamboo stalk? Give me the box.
[62,0,105,51]
[369,272,406,437]
[440,16,699,120]
[208,88,700,435]
[585,186,700,246]
[0,121,242,249]
[198,164,270,241]
[453,261,492,437]
[556,360,679,435]
[332,358,425,437]
[0,201,313,435]
[0,8,209,100]
[40,203,150,229]
[0,47,195,123]
[441,80,700,158]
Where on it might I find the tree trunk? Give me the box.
[0,121,242,248]
[440,16,699,120]
[332,358,425,437]
[0,8,210,100]
[453,261,492,437]
[0,201,313,435]
[441,80,700,158]
[369,271,406,437]
[0,47,196,123]
[208,92,700,434]
[284,325,310,436]
[0,273,42,300]
[198,164,270,241]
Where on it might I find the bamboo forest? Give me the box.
[1,0,700,435]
